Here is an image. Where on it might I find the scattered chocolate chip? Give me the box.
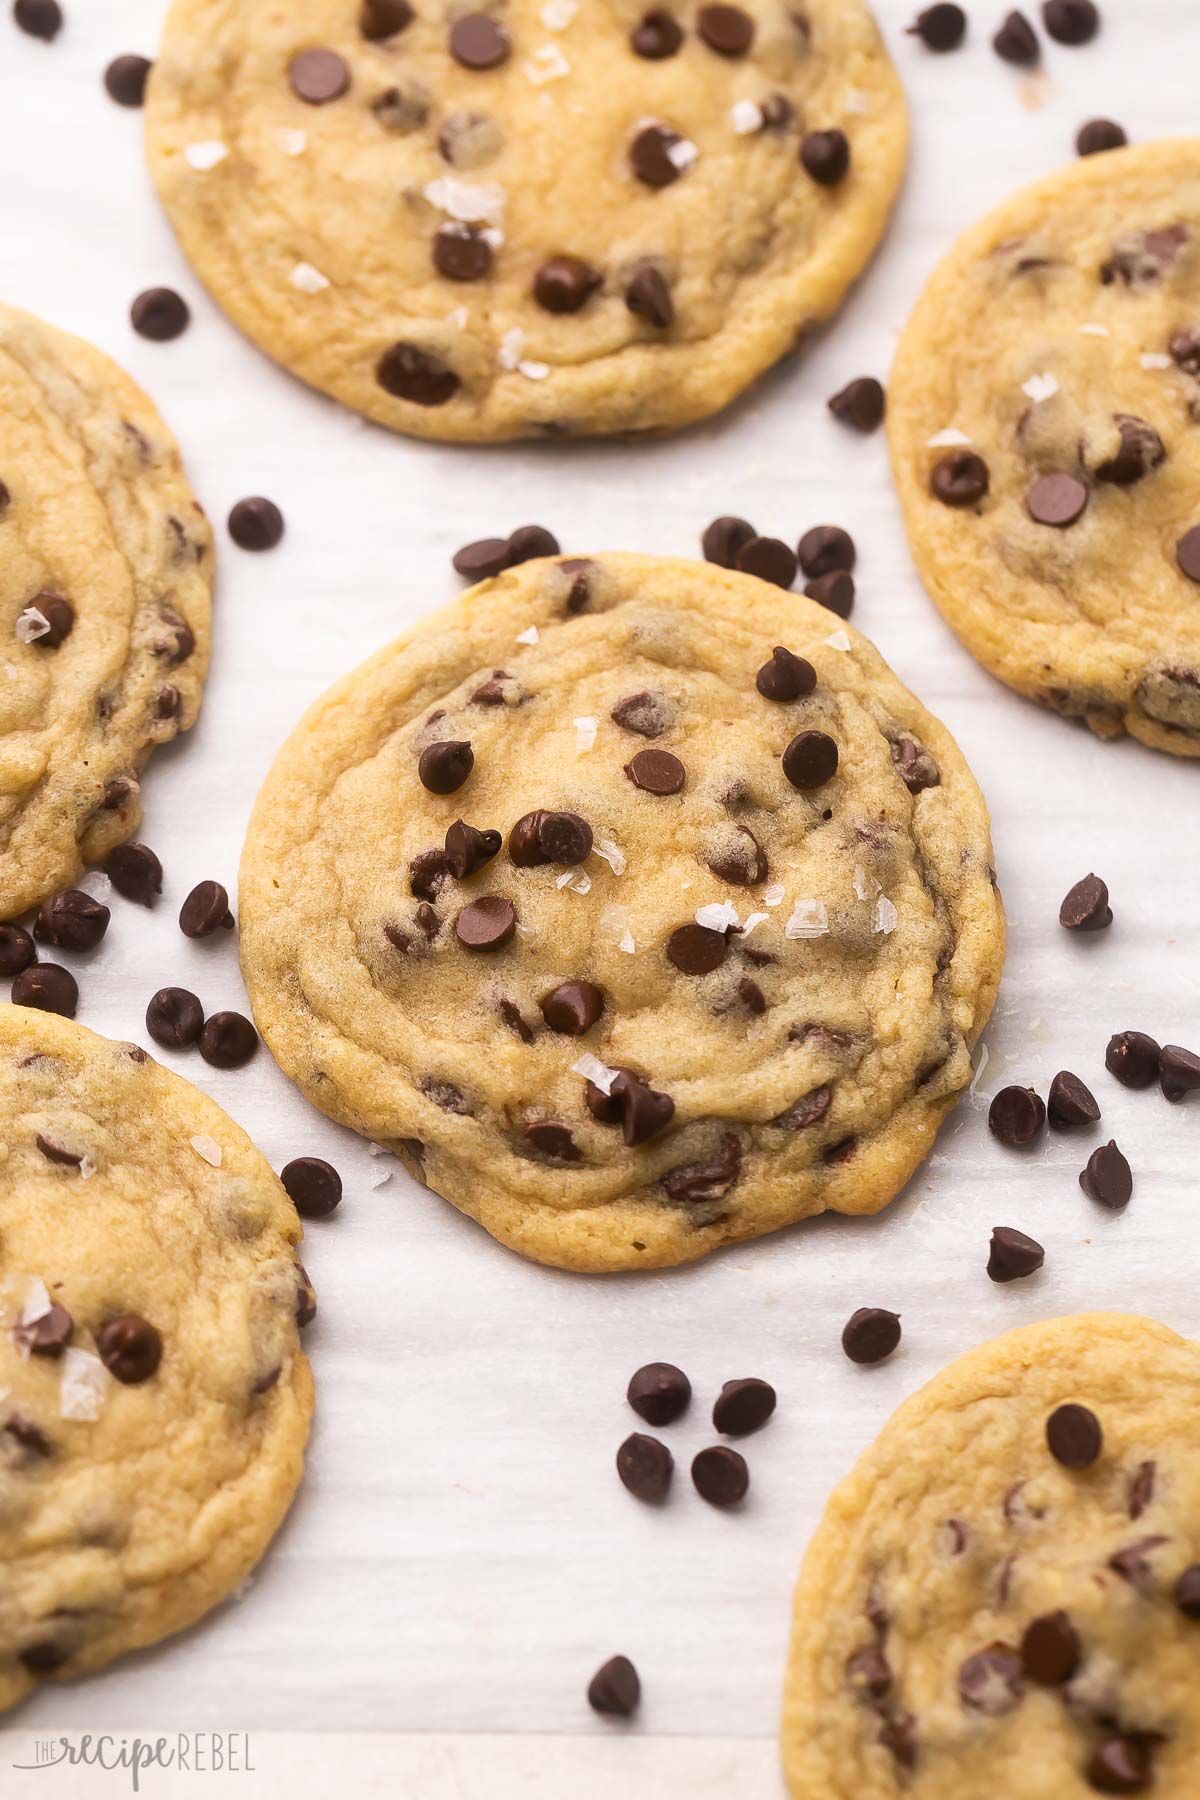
[1105,1030,1160,1089]
[13,0,62,40]
[625,265,674,328]
[842,1308,901,1365]
[33,889,108,953]
[771,1087,832,1131]
[782,729,839,790]
[666,923,728,976]
[444,820,501,880]
[1059,872,1111,931]
[1160,1043,1200,1102]
[228,496,284,551]
[497,998,532,1043]
[705,825,767,887]
[12,963,77,1017]
[454,895,515,951]
[1175,1565,1200,1619]
[1048,1070,1100,1129]
[611,691,669,737]
[179,879,233,938]
[878,1714,918,1770]
[994,8,1039,61]
[281,1156,342,1218]
[931,450,990,507]
[434,221,493,282]
[805,570,855,617]
[630,123,688,188]
[1046,1401,1102,1468]
[988,1225,1045,1282]
[295,1262,317,1327]
[828,376,885,432]
[627,1362,690,1426]
[419,740,473,795]
[145,986,204,1049]
[1095,415,1165,487]
[508,808,592,867]
[958,1644,1024,1715]
[105,841,162,905]
[96,1314,162,1383]
[617,1431,673,1502]
[359,0,414,39]
[288,47,350,104]
[907,3,966,49]
[25,592,74,647]
[624,747,685,795]
[450,12,510,68]
[1079,1139,1132,1209]
[410,849,450,900]
[797,524,856,577]
[453,536,510,580]
[988,1086,1046,1147]
[1129,1459,1156,1520]
[508,525,560,565]
[155,607,193,664]
[845,1645,893,1700]
[801,129,850,186]
[691,1444,749,1507]
[631,8,682,57]
[376,342,459,406]
[1027,471,1089,528]
[702,515,756,569]
[1176,526,1200,584]
[104,53,151,105]
[712,1378,775,1437]
[890,734,940,793]
[1077,117,1126,156]
[611,1073,675,1145]
[756,646,816,701]
[1169,327,1200,377]
[533,255,602,314]
[737,535,797,589]
[36,1133,82,1166]
[1020,1611,1080,1684]
[660,1133,741,1205]
[372,82,433,134]
[0,922,35,977]
[541,980,604,1035]
[1043,0,1099,44]
[697,3,753,54]
[18,1303,73,1357]
[1085,1737,1151,1796]
[522,1120,580,1163]
[5,1413,52,1456]
[588,1654,640,1718]
[1109,1535,1169,1587]
[198,1010,258,1070]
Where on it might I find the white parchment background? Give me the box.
[2,2,1198,1793]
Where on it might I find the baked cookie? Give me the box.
[0,1005,313,1711]
[889,139,1200,758]
[144,0,907,442]
[239,553,1003,1273]
[782,1313,1200,1799]
[0,303,213,921]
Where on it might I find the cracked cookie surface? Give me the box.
[0,302,213,920]
[0,1006,313,1712]
[782,1313,1200,1798]
[144,0,906,441]
[890,139,1200,757]
[239,553,1003,1272]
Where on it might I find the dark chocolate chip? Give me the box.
[1059,872,1111,931]
[228,496,284,551]
[359,0,414,40]
[771,1087,831,1130]
[25,592,74,647]
[1048,1070,1100,1129]
[1027,471,1089,528]
[1169,327,1200,377]
[614,1074,675,1145]
[1160,1043,1200,1102]
[419,740,473,795]
[801,129,850,186]
[96,1314,162,1384]
[105,841,162,905]
[697,4,753,54]
[666,923,728,976]
[907,4,967,50]
[410,848,450,900]
[756,646,816,701]
[444,820,501,880]
[145,987,204,1049]
[890,734,940,793]
[782,729,838,790]
[691,1444,749,1507]
[828,376,885,432]
[281,1156,342,1218]
[12,964,77,1017]
[624,748,685,795]
[13,0,62,40]
[455,895,515,950]
[1094,414,1164,485]
[1105,1031,1160,1089]
[737,536,797,589]
[0,922,35,977]
[660,1132,741,1204]
[611,691,669,737]
[1043,0,1099,45]
[1085,1737,1152,1796]
[630,123,688,188]
[1046,1401,1102,1468]
[453,536,511,580]
[450,12,510,68]
[797,524,856,577]
[179,879,233,938]
[434,222,493,281]
[522,1120,580,1163]
[5,1413,52,1457]
[703,515,757,569]
[712,1378,775,1437]
[987,1225,1045,1282]
[17,1302,73,1357]
[842,1308,901,1365]
[878,1714,918,1770]
[376,342,460,405]
[1020,1611,1080,1684]
[1077,117,1126,156]
[295,1262,317,1327]
[34,889,109,953]
[617,1431,673,1502]
[288,48,350,104]
[627,1362,691,1426]
[958,1644,1023,1715]
[507,524,560,564]
[36,1134,82,1166]
[499,999,533,1043]
[1108,1535,1169,1587]
[631,9,682,57]
[988,1086,1046,1147]
[130,286,188,341]
[1175,1565,1200,1619]
[1129,1459,1156,1520]
[508,809,592,867]
[1177,526,1200,583]
[198,1010,258,1069]
[626,265,674,328]
[533,256,602,314]
[805,570,854,617]
[845,1645,893,1700]
[994,8,1040,60]
[541,980,604,1035]
[705,825,767,887]
[588,1655,640,1718]
[931,450,990,507]
[1079,1140,1132,1209]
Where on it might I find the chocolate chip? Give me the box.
[782,730,838,790]
[18,1302,73,1357]
[1060,872,1111,931]
[703,516,756,569]
[105,53,152,105]
[0,922,35,977]
[626,265,674,328]
[1129,1459,1156,1520]
[444,820,501,880]
[842,1308,901,1365]
[507,524,560,564]
[1079,1139,1132,1208]
[455,895,515,951]
[588,1655,640,1718]
[1177,526,1200,583]
[907,4,966,49]
[96,1314,162,1384]
[12,963,77,1017]
[737,536,797,589]
[1105,1031,1160,1089]
[660,1133,741,1204]
[994,7,1040,59]
[1077,117,1126,156]
[828,376,885,432]
[771,1087,831,1130]
[5,1414,52,1456]
[13,0,62,40]
[624,748,685,795]
[450,13,510,68]
[1170,327,1200,376]
[179,879,233,938]
[359,0,414,39]
[890,734,940,793]
[705,825,767,887]
[376,342,460,406]
[25,592,74,647]
[533,256,602,314]
[666,923,728,976]
[288,48,350,104]
[522,1120,580,1163]
[617,1431,673,1502]
[423,1079,469,1115]
[630,124,687,188]
[805,570,855,617]
[878,1714,917,1770]
[1043,0,1099,44]
[988,1086,1046,1147]
[281,1157,342,1218]
[228,496,284,551]
[1085,1738,1151,1796]
[1108,1535,1169,1587]
[1175,1565,1200,1619]
[1048,1070,1100,1129]
[958,1644,1023,1715]
[130,287,192,351]
[453,536,511,580]
[931,450,990,507]
[508,808,592,867]
[612,1073,675,1145]
[1020,1611,1080,1684]
[988,1225,1045,1282]
[845,1645,893,1699]
[541,980,604,1036]
[155,607,193,664]
[1160,1043,1200,1102]
[105,841,162,905]
[627,1362,691,1426]
[410,849,450,900]
[712,1378,775,1437]
[145,987,204,1049]
[1046,1401,1102,1468]
[198,1010,258,1069]
[801,129,850,186]
[756,646,816,701]
[630,9,683,58]
[1094,414,1163,485]
[611,691,669,738]
[691,1444,748,1507]
[797,524,855,577]
[33,889,107,954]
[295,1262,317,1327]
[697,4,754,55]
[1102,225,1188,288]
[419,740,473,795]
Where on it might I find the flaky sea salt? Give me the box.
[185,140,228,171]
[874,895,898,935]
[290,262,330,294]
[853,863,880,902]
[969,1043,990,1094]
[730,99,763,136]
[844,87,869,115]
[518,360,550,381]
[574,716,597,752]
[523,43,569,83]
[763,882,786,908]
[78,1155,96,1181]
[667,138,698,172]
[274,127,308,156]
[785,899,829,940]
[741,912,768,936]
[516,624,539,645]
[696,900,741,932]
[498,327,525,370]
[569,871,591,896]
[1021,372,1059,403]
[1140,352,1171,370]
[618,929,636,954]
[423,177,505,226]
[19,1277,51,1328]
[593,836,626,875]
[926,427,971,448]
[540,0,576,25]
[572,1053,618,1093]
[446,306,469,330]
[190,1134,222,1167]
[824,628,852,652]
[1078,322,1109,338]
[15,606,50,643]
[368,1143,395,1188]
[60,1349,109,1422]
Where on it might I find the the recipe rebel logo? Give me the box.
[11,1733,255,1791]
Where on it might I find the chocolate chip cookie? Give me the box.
[782,1313,1200,1798]
[890,139,1200,756]
[144,0,906,441]
[239,553,1003,1272]
[0,1006,313,1710]
[0,303,212,921]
